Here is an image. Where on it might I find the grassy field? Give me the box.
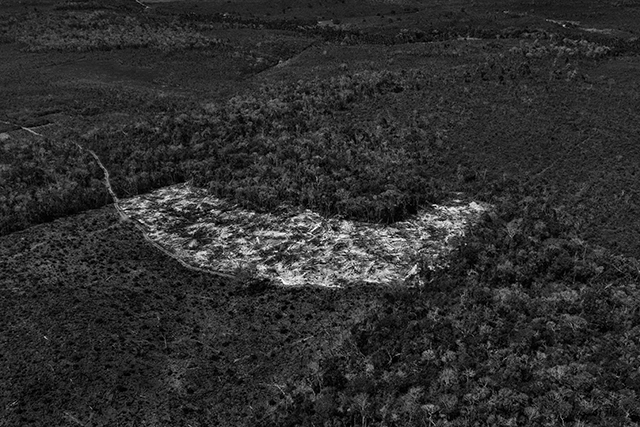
[2,0,640,426]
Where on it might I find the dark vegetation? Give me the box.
[255,182,640,426]
[2,0,640,425]
[0,135,108,234]
[0,31,622,233]
[86,69,452,222]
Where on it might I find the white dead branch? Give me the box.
[0,120,43,137]
[134,0,149,9]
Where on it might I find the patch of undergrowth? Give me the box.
[9,10,226,52]
[254,181,640,426]
[0,137,108,235]
[85,69,458,223]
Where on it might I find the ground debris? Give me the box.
[120,183,488,287]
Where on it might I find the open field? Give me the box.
[2,0,640,425]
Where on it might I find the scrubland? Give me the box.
[2,0,640,425]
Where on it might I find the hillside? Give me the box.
[2,0,640,426]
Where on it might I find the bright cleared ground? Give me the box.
[119,183,488,287]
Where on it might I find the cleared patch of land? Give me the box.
[120,183,488,286]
